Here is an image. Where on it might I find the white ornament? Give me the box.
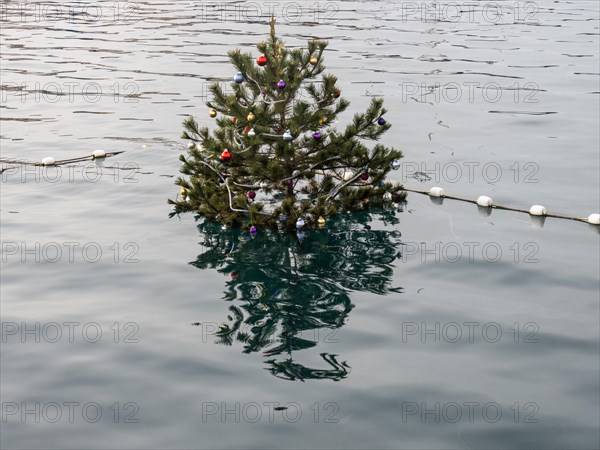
[429,186,445,198]
[476,195,493,207]
[383,192,393,201]
[283,130,293,141]
[92,149,106,158]
[392,159,401,170]
[292,170,301,178]
[41,157,55,166]
[391,202,399,209]
[343,171,353,182]
[185,196,191,203]
[187,142,196,150]
[247,128,256,137]
[588,214,600,225]
[529,205,547,216]
[260,181,269,190]
[296,218,305,229]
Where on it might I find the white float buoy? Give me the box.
[429,186,445,198]
[41,157,55,166]
[92,149,106,159]
[343,171,353,182]
[476,195,493,207]
[529,205,547,216]
[588,214,600,225]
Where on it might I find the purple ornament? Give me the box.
[247,190,256,200]
[249,226,257,234]
[377,117,386,126]
[277,80,286,89]
[286,179,293,186]
[360,172,369,181]
[313,132,322,141]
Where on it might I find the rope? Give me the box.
[401,187,598,225]
[0,151,125,167]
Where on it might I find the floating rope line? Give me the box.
[0,150,124,167]
[401,186,600,225]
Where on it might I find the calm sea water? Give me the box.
[1,1,599,449]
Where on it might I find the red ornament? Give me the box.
[247,191,256,200]
[231,117,237,124]
[360,172,369,181]
[257,55,267,66]
[333,88,341,98]
[220,150,232,162]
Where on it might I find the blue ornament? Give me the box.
[377,117,386,126]
[234,72,244,84]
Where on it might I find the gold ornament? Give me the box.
[209,108,217,118]
[180,187,187,196]
[310,57,318,65]
[247,112,256,122]
[319,117,326,125]
[317,216,326,227]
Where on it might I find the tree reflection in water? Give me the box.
[189,210,404,382]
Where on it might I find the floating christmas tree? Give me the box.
[171,18,404,231]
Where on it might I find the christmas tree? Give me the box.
[171,18,405,231]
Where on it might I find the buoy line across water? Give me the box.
[2,151,596,227]
[0,150,124,167]
[402,186,600,225]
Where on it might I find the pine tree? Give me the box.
[171,18,405,231]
